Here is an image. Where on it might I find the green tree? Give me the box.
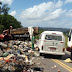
[0,15,2,24]
[0,1,22,30]
[35,28,44,39]
[0,25,4,33]
[2,15,22,29]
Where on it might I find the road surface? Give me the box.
[34,51,72,72]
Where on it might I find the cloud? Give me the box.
[66,10,72,17]
[44,9,65,21]
[20,0,63,20]
[18,0,71,28]
[0,0,13,5]
[55,0,63,8]
[20,2,54,20]
[9,11,16,16]
[19,1,65,23]
[65,0,72,4]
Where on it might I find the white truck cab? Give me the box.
[67,28,72,48]
[38,31,65,55]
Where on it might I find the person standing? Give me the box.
[31,34,35,50]
[9,26,13,34]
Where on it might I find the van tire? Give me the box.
[40,53,43,56]
[59,55,62,58]
[56,55,62,58]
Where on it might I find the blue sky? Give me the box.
[0,0,72,28]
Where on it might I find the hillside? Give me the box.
[39,27,70,32]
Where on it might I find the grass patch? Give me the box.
[64,35,68,48]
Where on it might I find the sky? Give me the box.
[0,0,72,28]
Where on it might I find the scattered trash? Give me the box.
[0,40,41,72]
[3,52,9,57]
[0,57,3,61]
[37,62,41,65]
[64,58,72,63]
[41,57,44,60]
[54,65,57,68]
[37,58,40,60]
[32,67,44,72]
[34,52,40,57]
[57,69,61,72]
[51,67,54,69]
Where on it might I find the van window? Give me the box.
[45,35,62,41]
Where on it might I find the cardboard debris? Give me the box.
[4,54,13,60]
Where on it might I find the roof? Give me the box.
[41,31,63,35]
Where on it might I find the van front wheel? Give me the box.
[40,53,44,56]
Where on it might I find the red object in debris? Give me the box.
[0,34,5,40]
[0,29,11,41]
[4,59,9,62]
[12,57,16,62]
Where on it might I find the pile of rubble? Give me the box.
[0,40,43,72]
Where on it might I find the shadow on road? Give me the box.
[42,52,71,60]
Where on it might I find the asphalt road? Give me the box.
[33,51,72,72]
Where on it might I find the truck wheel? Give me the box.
[3,37,7,41]
[8,36,11,41]
[3,35,11,41]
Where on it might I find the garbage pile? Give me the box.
[0,40,43,72]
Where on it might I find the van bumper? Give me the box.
[40,51,65,55]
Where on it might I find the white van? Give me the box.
[38,31,65,56]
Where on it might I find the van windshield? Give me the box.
[45,35,62,41]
